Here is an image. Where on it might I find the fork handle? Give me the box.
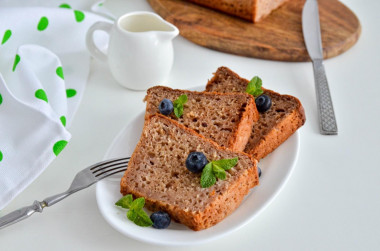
[0,200,45,229]
[43,191,72,207]
[43,186,88,207]
[0,188,85,229]
[312,59,338,135]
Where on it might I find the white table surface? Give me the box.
[1,0,380,250]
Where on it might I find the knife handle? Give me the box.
[0,201,45,229]
[312,59,338,135]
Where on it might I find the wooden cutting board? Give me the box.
[147,0,361,61]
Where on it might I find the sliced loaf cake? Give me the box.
[120,114,259,231]
[144,86,259,152]
[205,66,306,160]
[186,0,289,22]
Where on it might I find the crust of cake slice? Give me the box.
[252,0,290,22]
[245,88,305,159]
[144,86,259,152]
[120,114,259,231]
[186,0,289,22]
[205,66,306,160]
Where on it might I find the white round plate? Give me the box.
[96,96,300,246]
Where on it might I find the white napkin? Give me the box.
[0,7,107,210]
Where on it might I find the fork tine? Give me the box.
[90,157,130,172]
[91,160,130,175]
[94,163,129,178]
[90,157,130,171]
[96,168,128,180]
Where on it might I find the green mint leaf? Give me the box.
[174,94,188,105]
[201,162,216,188]
[127,209,137,221]
[127,209,153,227]
[173,94,187,118]
[212,164,226,180]
[130,197,145,211]
[133,209,154,227]
[115,194,133,209]
[173,105,183,118]
[123,196,153,227]
[245,76,263,97]
[212,157,238,171]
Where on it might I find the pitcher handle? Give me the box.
[86,21,113,62]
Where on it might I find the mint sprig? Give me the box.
[245,76,263,97]
[212,164,226,180]
[173,94,188,118]
[115,195,153,227]
[200,157,238,188]
[127,206,153,227]
[115,194,133,208]
[212,158,238,170]
[200,163,216,188]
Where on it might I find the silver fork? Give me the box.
[0,157,130,229]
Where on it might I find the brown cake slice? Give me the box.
[185,0,289,22]
[205,66,306,160]
[120,114,259,231]
[144,86,259,152]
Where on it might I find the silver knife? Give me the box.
[302,0,338,135]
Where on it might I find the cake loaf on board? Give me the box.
[185,0,289,22]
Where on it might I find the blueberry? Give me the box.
[158,99,173,115]
[258,167,262,178]
[255,94,272,113]
[186,152,208,173]
[150,211,171,229]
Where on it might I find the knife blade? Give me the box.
[302,0,338,135]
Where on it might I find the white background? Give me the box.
[0,0,379,250]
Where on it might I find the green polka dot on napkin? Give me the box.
[35,89,48,103]
[74,10,85,22]
[12,54,20,72]
[1,29,12,45]
[66,89,77,98]
[56,66,64,80]
[53,140,68,156]
[37,17,49,31]
[60,116,66,126]
[59,3,71,9]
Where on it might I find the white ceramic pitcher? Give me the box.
[86,11,179,90]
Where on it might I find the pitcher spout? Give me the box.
[157,22,179,41]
